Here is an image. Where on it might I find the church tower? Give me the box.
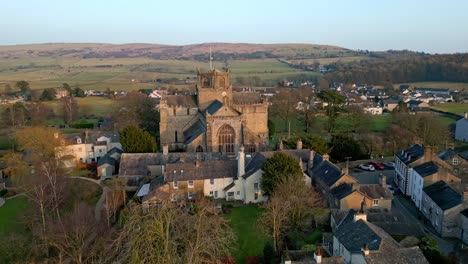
[196,68,232,106]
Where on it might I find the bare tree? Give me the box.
[61,96,79,123]
[270,89,299,131]
[103,178,126,227]
[113,200,235,264]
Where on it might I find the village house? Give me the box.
[394,144,425,196]
[380,99,400,112]
[420,181,468,238]
[459,209,468,244]
[326,209,428,264]
[130,147,313,206]
[310,153,392,211]
[410,160,460,209]
[455,113,468,142]
[54,88,69,99]
[415,87,450,96]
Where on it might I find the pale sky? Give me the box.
[1,0,467,53]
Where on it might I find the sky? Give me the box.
[1,0,467,53]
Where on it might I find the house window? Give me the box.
[175,131,178,142]
[188,192,194,200]
[214,191,218,198]
[171,194,176,202]
[254,183,259,190]
[453,159,459,165]
[372,199,379,206]
[209,191,213,196]
[228,192,234,197]
[188,180,194,188]
[210,178,214,185]
[99,149,103,153]
[236,191,240,195]
[173,180,178,189]
[254,193,258,200]
[187,108,190,115]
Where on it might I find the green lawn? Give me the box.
[432,103,468,115]
[0,196,30,234]
[44,96,116,118]
[224,205,270,263]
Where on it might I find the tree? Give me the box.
[301,135,330,154]
[60,96,79,123]
[114,91,160,133]
[268,119,276,138]
[346,105,370,133]
[317,90,345,133]
[120,125,156,153]
[1,102,28,127]
[28,102,55,125]
[62,83,72,94]
[261,152,303,195]
[73,87,86,97]
[270,89,299,131]
[15,80,30,94]
[259,175,325,253]
[416,115,450,148]
[330,134,365,162]
[40,88,56,101]
[113,200,235,263]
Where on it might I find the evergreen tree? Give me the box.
[261,152,303,195]
[120,125,156,153]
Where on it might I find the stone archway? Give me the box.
[218,124,235,153]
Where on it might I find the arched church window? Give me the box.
[247,143,256,153]
[203,78,211,87]
[175,131,178,142]
[218,124,235,153]
[196,145,204,152]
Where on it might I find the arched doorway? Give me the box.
[218,124,235,153]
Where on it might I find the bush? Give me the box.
[70,122,94,129]
[263,242,275,264]
[0,189,7,197]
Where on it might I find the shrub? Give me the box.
[0,189,8,197]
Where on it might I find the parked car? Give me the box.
[383,162,395,168]
[368,162,385,170]
[359,164,375,171]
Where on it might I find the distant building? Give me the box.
[455,113,468,142]
[415,87,450,95]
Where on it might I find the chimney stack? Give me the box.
[380,174,387,188]
[163,144,169,156]
[464,112,467,119]
[238,145,245,177]
[297,138,303,150]
[424,146,432,161]
[179,154,185,163]
[323,153,330,161]
[362,244,370,256]
[308,149,315,169]
[314,248,322,264]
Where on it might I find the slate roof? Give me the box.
[204,100,223,115]
[356,184,393,199]
[438,148,457,161]
[183,119,206,144]
[164,95,196,107]
[233,92,263,105]
[407,100,423,106]
[97,155,116,167]
[423,181,462,210]
[413,161,439,177]
[335,211,382,252]
[242,149,313,179]
[396,144,424,165]
[330,183,353,200]
[310,160,343,187]
[461,208,468,218]
[107,147,123,156]
[399,85,410,92]
[336,210,428,263]
[165,160,237,181]
[459,151,468,161]
[415,87,450,94]
[119,152,227,177]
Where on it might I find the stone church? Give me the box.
[159,68,269,153]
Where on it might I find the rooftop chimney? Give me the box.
[362,244,370,256]
[354,199,367,222]
[314,248,322,264]
[297,138,303,150]
[342,166,349,176]
[238,145,245,177]
[163,144,169,156]
[308,149,315,169]
[323,153,330,161]
[380,174,387,188]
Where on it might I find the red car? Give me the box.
[368,162,385,170]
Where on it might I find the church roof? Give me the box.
[233,92,263,105]
[204,100,223,115]
[183,119,206,144]
[165,95,196,107]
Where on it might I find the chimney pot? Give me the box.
[297,138,303,150]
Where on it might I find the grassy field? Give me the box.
[44,96,116,118]
[224,205,269,263]
[0,196,30,234]
[432,103,468,115]
[0,57,322,91]
[396,82,468,90]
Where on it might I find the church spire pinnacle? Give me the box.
[209,47,213,70]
